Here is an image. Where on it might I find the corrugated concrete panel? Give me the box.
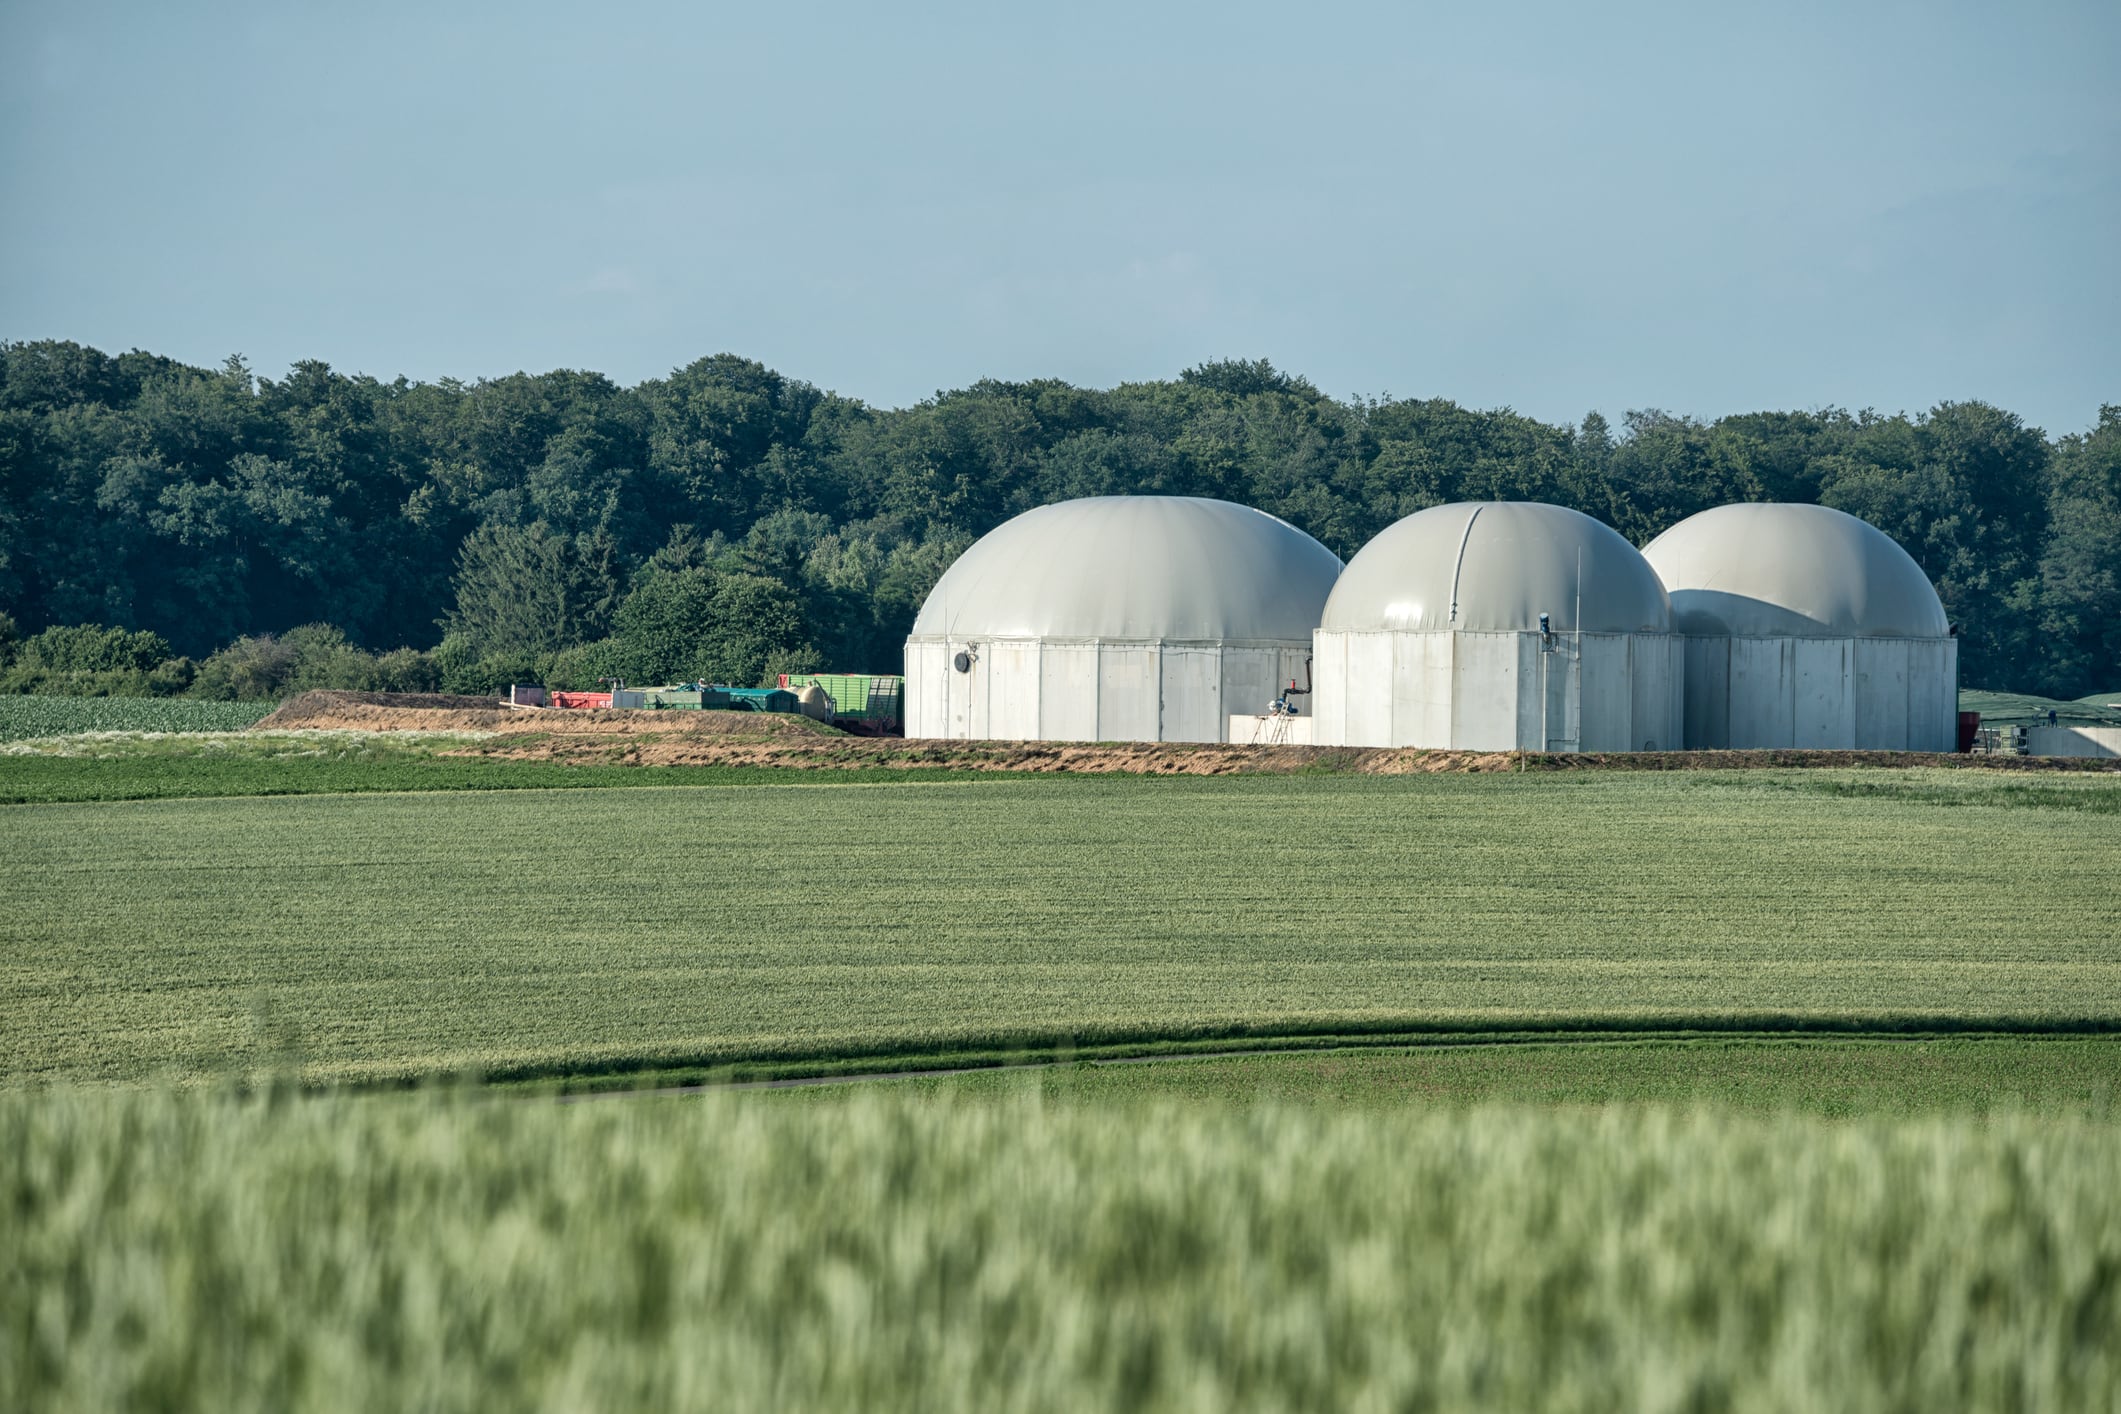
[1343,633,1396,747]
[1531,637,1570,750]
[987,640,1041,740]
[1629,636,1681,752]
[1577,635,1633,751]
[1160,647,1223,743]
[1680,637,1729,749]
[1039,644,1099,742]
[1854,638,1911,748]
[1389,631,1450,748]
[1730,637,1795,748]
[904,640,947,739]
[1908,639,1958,752]
[1096,646,1157,742]
[1452,633,1522,750]
[1792,638,1854,749]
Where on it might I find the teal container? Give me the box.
[721,687,800,714]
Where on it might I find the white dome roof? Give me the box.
[1643,503,1948,638]
[909,496,1342,643]
[1321,502,1670,634]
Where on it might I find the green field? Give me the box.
[6,1088,2116,1413]
[0,730,981,804]
[9,755,2121,1411]
[5,768,2118,1087]
[0,695,277,741]
[807,1036,2121,1116]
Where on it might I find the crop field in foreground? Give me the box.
[0,695,276,741]
[6,1088,2117,1413]
[4,768,2117,1085]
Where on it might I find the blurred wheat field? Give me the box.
[4,1088,2117,1413]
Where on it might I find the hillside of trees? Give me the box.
[0,339,2114,700]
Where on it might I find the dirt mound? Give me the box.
[442,735,2121,775]
[256,693,2117,774]
[256,691,512,731]
[254,689,840,738]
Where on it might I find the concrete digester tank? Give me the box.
[1311,501,1681,751]
[1641,502,1958,751]
[903,496,1342,742]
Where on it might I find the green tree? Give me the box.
[442,521,620,657]
[603,567,815,686]
[2037,405,2121,697]
[1820,403,2050,689]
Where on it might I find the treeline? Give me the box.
[1,339,2115,698]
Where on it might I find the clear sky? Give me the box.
[3,0,2115,433]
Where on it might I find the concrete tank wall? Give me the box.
[906,637,1309,744]
[1313,629,1680,751]
[1675,635,1957,751]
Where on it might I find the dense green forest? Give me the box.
[0,339,2113,699]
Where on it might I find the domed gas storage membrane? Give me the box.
[903,496,1342,743]
[1642,503,1957,751]
[1311,502,1681,752]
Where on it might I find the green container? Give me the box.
[781,673,904,722]
[639,687,727,710]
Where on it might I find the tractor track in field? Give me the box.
[551,1024,2121,1100]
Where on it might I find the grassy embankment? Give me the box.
[5,768,2117,1088]
[6,1088,2118,1413]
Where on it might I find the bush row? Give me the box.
[0,617,786,703]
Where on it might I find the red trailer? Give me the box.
[549,691,612,710]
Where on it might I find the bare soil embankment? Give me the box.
[252,691,2120,775]
[256,690,838,738]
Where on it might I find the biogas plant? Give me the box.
[904,494,1961,753]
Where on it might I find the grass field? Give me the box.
[7,1088,2117,1413]
[0,695,277,741]
[8,749,2120,1411]
[5,768,2117,1086]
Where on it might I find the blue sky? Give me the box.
[2,0,2115,432]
